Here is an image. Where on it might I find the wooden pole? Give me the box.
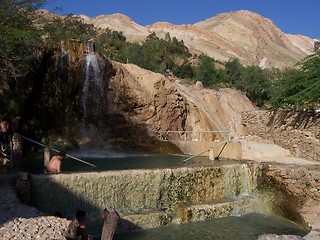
[21,135,96,168]
[44,147,50,173]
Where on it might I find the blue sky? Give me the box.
[43,0,319,39]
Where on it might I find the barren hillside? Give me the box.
[79,13,149,42]
[79,10,316,69]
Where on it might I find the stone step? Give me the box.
[115,195,268,233]
[0,179,43,225]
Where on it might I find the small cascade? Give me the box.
[57,52,69,82]
[54,39,109,146]
[240,164,254,196]
[217,163,258,198]
[82,54,103,119]
[85,39,95,53]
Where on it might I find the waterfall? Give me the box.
[81,52,106,138]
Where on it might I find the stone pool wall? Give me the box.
[261,163,320,238]
[242,109,320,162]
[30,163,261,230]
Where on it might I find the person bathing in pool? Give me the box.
[46,150,66,174]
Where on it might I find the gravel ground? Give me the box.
[0,216,70,240]
[0,175,70,240]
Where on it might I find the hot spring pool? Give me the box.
[23,149,235,173]
[24,149,308,239]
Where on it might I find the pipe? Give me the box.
[182,148,211,163]
[182,140,229,163]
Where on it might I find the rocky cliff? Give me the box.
[29,40,255,151]
[105,60,256,146]
[79,10,316,69]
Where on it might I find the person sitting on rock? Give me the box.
[65,209,93,240]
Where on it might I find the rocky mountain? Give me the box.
[80,10,316,69]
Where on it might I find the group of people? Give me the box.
[2,116,120,239]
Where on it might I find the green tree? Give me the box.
[194,55,216,86]
[0,0,47,114]
[174,60,194,79]
[40,14,96,47]
[96,29,128,62]
[241,66,272,106]
[142,33,169,71]
[125,32,191,74]
[224,58,243,85]
[0,0,46,80]
[126,43,143,65]
[269,53,320,110]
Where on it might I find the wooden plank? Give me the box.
[101,209,120,240]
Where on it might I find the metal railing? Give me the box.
[158,130,231,142]
[156,129,232,163]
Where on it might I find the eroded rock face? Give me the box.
[104,62,189,148]
[105,61,256,147]
[261,164,320,228]
[261,164,320,239]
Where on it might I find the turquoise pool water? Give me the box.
[23,149,233,173]
[88,213,306,240]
